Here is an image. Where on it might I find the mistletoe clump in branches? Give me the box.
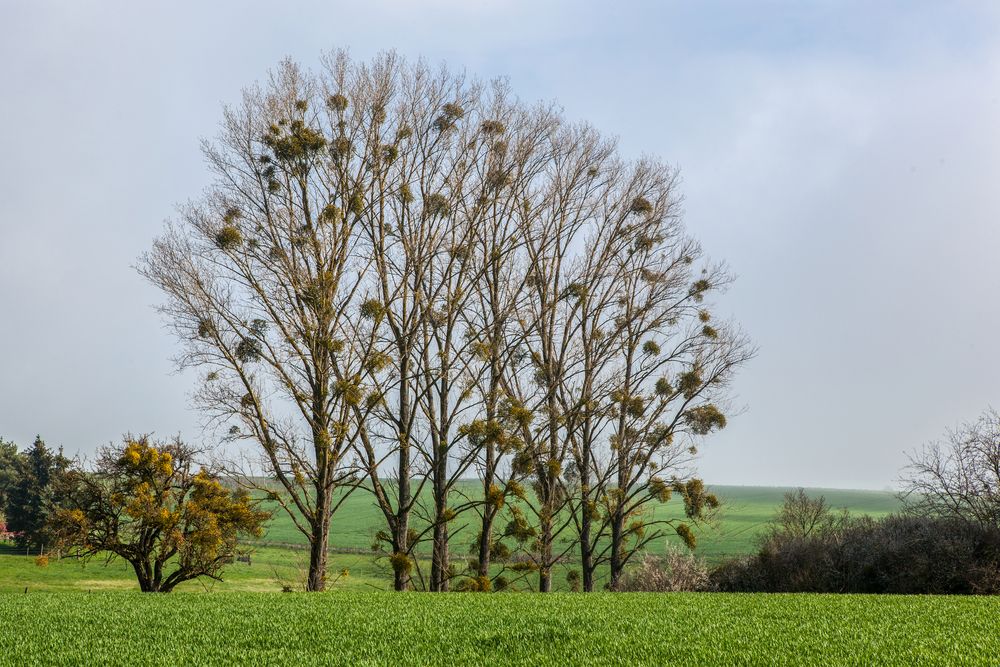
[140,49,754,594]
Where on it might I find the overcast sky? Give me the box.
[1,0,998,489]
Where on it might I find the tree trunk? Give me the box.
[580,502,594,592]
[393,454,411,592]
[431,516,450,592]
[476,348,501,586]
[580,414,595,592]
[609,508,624,590]
[476,519,493,582]
[133,560,155,592]
[431,460,450,592]
[393,355,413,592]
[538,510,553,593]
[609,346,634,591]
[307,488,331,592]
[476,487,494,582]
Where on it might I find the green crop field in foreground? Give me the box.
[0,592,997,666]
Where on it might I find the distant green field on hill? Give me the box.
[257,483,902,562]
[0,485,902,593]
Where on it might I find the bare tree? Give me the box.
[458,102,556,589]
[142,49,753,593]
[333,55,576,592]
[140,57,389,591]
[768,488,847,540]
[335,56,536,591]
[600,201,751,588]
[488,123,614,592]
[550,158,753,590]
[339,52,462,592]
[901,408,1000,528]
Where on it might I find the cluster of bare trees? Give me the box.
[901,408,1000,529]
[140,51,753,592]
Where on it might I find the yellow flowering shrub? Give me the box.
[53,435,270,592]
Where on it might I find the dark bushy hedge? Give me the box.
[711,515,1000,594]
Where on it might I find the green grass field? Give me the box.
[0,592,996,666]
[1,486,991,666]
[0,485,902,593]
[0,545,386,594]
[258,483,902,561]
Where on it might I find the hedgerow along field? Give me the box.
[0,485,899,593]
[1,592,997,666]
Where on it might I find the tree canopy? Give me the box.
[4,436,69,550]
[140,50,753,592]
[901,407,1000,528]
[54,436,269,592]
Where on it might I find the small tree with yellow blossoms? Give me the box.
[53,436,269,592]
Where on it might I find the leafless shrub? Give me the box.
[613,548,709,592]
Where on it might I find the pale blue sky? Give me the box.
[2,0,998,488]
